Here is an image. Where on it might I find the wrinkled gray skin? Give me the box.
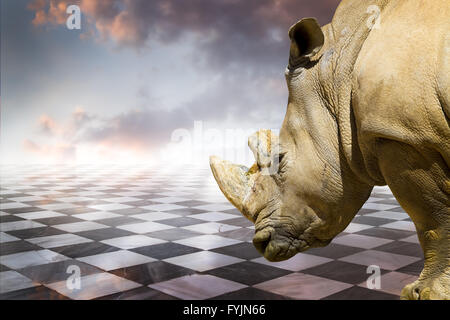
[210,0,449,300]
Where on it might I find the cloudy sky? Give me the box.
[1,0,340,165]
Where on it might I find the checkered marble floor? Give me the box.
[0,164,423,300]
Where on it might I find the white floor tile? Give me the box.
[117,221,174,234]
[15,211,65,220]
[53,221,109,233]
[164,251,243,272]
[77,250,155,271]
[73,211,121,221]
[182,222,240,234]
[149,274,246,299]
[101,235,166,249]
[365,211,410,220]
[332,234,393,249]
[131,212,179,221]
[141,204,186,211]
[188,212,237,222]
[174,235,241,250]
[88,203,133,211]
[0,271,38,294]
[0,232,20,243]
[1,249,69,269]
[26,234,93,248]
[47,272,141,300]
[0,220,45,232]
[380,221,416,231]
[343,223,374,233]
[252,253,332,271]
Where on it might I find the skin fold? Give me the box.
[210,0,449,300]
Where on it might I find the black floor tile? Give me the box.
[302,260,389,284]
[122,200,158,207]
[34,216,84,226]
[143,189,171,194]
[355,227,415,240]
[396,260,424,276]
[3,207,45,214]
[1,215,26,223]
[156,217,204,227]
[376,199,402,205]
[370,193,394,199]
[322,285,399,300]
[18,260,102,284]
[2,193,31,198]
[211,287,292,300]
[211,242,261,260]
[56,189,79,194]
[174,200,211,207]
[131,242,201,259]
[220,217,253,227]
[109,261,195,285]
[356,208,378,215]
[352,215,397,226]
[165,208,209,216]
[306,243,365,259]
[221,209,242,216]
[45,193,76,199]
[57,207,99,215]
[94,216,144,227]
[0,286,70,300]
[51,242,120,258]
[0,264,11,272]
[6,227,66,239]
[135,193,171,200]
[390,207,407,213]
[205,261,291,286]
[146,228,202,241]
[0,240,42,255]
[99,189,126,194]
[110,207,149,215]
[373,241,423,258]
[95,286,178,300]
[75,228,134,241]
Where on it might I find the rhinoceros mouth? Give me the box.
[253,228,311,262]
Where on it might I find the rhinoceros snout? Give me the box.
[253,229,272,255]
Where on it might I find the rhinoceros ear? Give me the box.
[288,18,324,68]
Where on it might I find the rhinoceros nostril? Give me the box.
[253,230,271,255]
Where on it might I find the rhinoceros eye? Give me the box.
[276,151,288,181]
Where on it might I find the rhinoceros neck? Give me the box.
[322,0,392,186]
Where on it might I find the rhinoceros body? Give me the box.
[210,0,449,300]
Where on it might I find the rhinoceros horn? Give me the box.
[209,130,279,222]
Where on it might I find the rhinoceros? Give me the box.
[210,0,449,300]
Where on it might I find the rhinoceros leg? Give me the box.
[377,141,449,300]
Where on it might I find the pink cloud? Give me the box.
[38,114,58,134]
[23,139,76,161]
[28,0,72,26]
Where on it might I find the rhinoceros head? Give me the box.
[210,128,329,262]
[210,18,371,262]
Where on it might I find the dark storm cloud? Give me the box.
[80,107,191,150]
[29,0,340,70]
